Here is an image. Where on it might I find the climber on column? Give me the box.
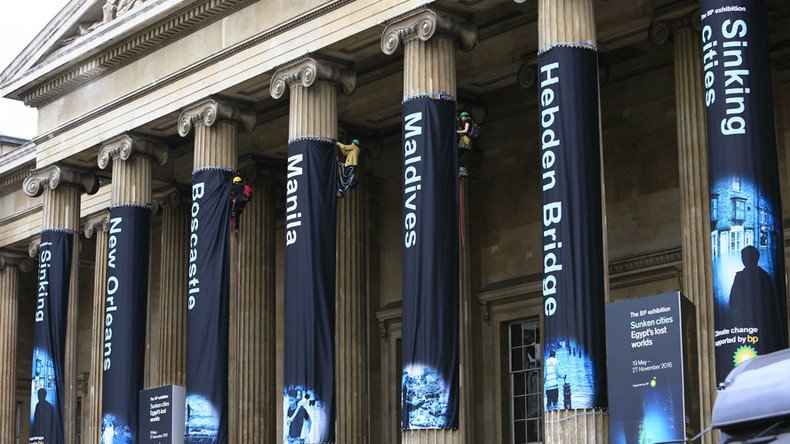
[336,138,360,198]
[230,175,252,231]
[457,111,480,177]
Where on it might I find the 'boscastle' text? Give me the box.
[188,183,203,311]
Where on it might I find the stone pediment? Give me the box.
[0,0,258,107]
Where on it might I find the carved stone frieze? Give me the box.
[177,97,256,137]
[270,57,357,99]
[380,8,477,55]
[97,133,169,169]
[0,254,33,273]
[83,212,111,239]
[22,164,99,198]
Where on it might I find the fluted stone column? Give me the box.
[381,8,477,444]
[151,187,188,387]
[336,160,368,444]
[23,164,98,444]
[230,157,278,443]
[0,255,31,442]
[271,57,356,444]
[178,97,256,443]
[649,13,714,441]
[537,0,609,441]
[83,212,110,444]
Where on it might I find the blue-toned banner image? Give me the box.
[186,168,232,444]
[29,230,72,444]
[400,96,459,430]
[701,0,789,383]
[100,205,152,444]
[538,46,608,411]
[283,138,337,443]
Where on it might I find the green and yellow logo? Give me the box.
[733,345,758,366]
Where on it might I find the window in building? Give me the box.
[509,320,542,444]
[711,232,718,258]
[732,177,741,191]
[758,207,768,225]
[733,199,746,222]
[730,230,744,254]
[720,230,729,255]
[745,229,754,247]
[710,196,719,221]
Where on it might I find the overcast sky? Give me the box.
[0,0,70,140]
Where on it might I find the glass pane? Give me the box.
[522,323,535,346]
[511,324,523,347]
[527,371,540,394]
[511,347,524,372]
[527,419,539,442]
[527,393,540,418]
[513,372,526,396]
[514,420,527,444]
[525,345,538,368]
[513,395,526,420]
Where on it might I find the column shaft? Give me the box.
[538,0,609,441]
[233,176,276,442]
[194,121,238,170]
[289,82,337,139]
[0,265,19,442]
[156,205,188,386]
[459,175,475,443]
[85,225,108,444]
[401,23,460,444]
[674,27,715,441]
[111,154,152,205]
[43,186,81,444]
[337,178,368,444]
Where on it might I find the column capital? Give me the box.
[28,237,40,259]
[178,96,256,137]
[270,57,357,99]
[151,185,189,214]
[23,164,99,197]
[84,211,110,239]
[0,253,33,273]
[649,10,700,46]
[381,8,477,56]
[98,133,169,170]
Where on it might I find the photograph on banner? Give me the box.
[282,386,330,444]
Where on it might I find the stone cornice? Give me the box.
[5,0,260,107]
[23,164,99,197]
[97,133,169,169]
[0,254,33,273]
[177,97,256,137]
[270,57,357,99]
[380,8,478,55]
[84,211,110,239]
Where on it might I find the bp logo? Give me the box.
[733,345,758,366]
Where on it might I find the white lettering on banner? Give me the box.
[188,183,204,312]
[103,216,122,371]
[702,18,750,135]
[285,154,304,247]
[35,242,53,323]
[540,62,564,317]
[403,111,423,249]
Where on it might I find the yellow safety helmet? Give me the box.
[232,176,242,184]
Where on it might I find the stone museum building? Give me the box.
[1,0,790,443]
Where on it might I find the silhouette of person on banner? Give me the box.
[32,388,55,440]
[285,389,311,443]
[729,245,774,315]
[544,348,565,410]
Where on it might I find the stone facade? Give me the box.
[1,1,790,443]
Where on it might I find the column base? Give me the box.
[402,429,461,444]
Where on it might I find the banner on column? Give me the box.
[186,168,232,443]
[400,96,459,430]
[538,46,608,411]
[29,230,72,444]
[701,0,789,383]
[101,205,152,443]
[283,138,337,443]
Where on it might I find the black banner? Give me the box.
[538,46,608,411]
[186,168,232,443]
[101,205,151,443]
[700,0,789,383]
[606,292,699,443]
[139,385,186,443]
[283,138,337,443]
[400,97,460,430]
[29,230,72,444]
